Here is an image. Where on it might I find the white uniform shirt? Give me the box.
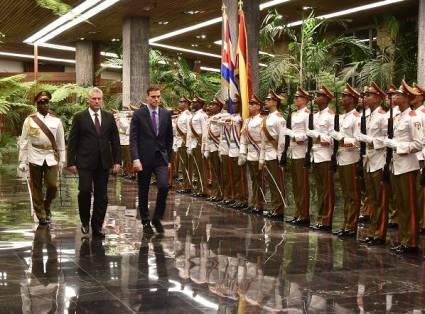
[240,114,262,161]
[175,110,192,148]
[19,112,65,166]
[187,109,208,150]
[311,107,335,163]
[228,113,243,158]
[260,110,286,162]
[391,108,423,175]
[357,106,388,173]
[336,109,361,166]
[203,113,221,153]
[414,105,425,161]
[218,110,232,156]
[288,106,309,160]
[114,110,132,146]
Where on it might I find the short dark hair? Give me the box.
[34,91,52,102]
[147,85,161,95]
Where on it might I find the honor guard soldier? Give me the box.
[169,108,181,187]
[307,86,335,232]
[203,98,225,202]
[259,90,286,220]
[385,81,423,254]
[18,91,66,224]
[114,108,135,179]
[285,87,312,226]
[228,95,248,209]
[410,83,425,234]
[175,96,193,194]
[357,82,389,246]
[330,83,361,238]
[217,99,233,205]
[187,96,209,197]
[239,95,265,215]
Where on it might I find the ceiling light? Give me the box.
[33,43,76,51]
[0,51,75,64]
[287,0,405,27]
[184,10,204,15]
[359,37,377,42]
[24,0,102,43]
[80,37,85,40]
[259,0,291,10]
[150,43,221,59]
[111,38,120,42]
[157,21,169,25]
[200,66,220,73]
[196,34,207,39]
[35,0,121,44]
[191,44,199,47]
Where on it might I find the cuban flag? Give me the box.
[221,6,238,113]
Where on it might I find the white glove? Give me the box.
[187,149,193,156]
[383,138,397,149]
[284,128,295,138]
[18,162,28,172]
[357,133,373,144]
[58,161,64,175]
[331,130,344,141]
[259,160,264,170]
[203,151,210,159]
[306,129,319,139]
[238,155,247,166]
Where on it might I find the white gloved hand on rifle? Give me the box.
[330,130,344,141]
[203,151,210,159]
[306,129,320,139]
[238,154,247,166]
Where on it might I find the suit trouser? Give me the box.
[338,163,361,231]
[177,146,192,190]
[29,162,58,220]
[247,160,264,209]
[78,165,110,230]
[230,157,248,203]
[290,158,310,220]
[312,161,334,226]
[209,151,222,198]
[137,159,169,222]
[265,159,285,214]
[364,168,388,240]
[392,170,419,247]
[221,155,232,201]
[192,145,207,194]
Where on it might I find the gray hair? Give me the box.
[88,87,103,98]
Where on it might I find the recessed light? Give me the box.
[111,38,120,42]
[196,34,206,39]
[157,21,169,25]
[191,43,199,47]
[184,10,204,15]
[80,37,85,40]
[302,6,313,10]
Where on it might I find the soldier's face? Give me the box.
[249,103,260,115]
[265,96,277,109]
[88,92,103,112]
[294,96,308,109]
[411,95,424,108]
[178,99,188,111]
[36,97,49,115]
[341,94,355,110]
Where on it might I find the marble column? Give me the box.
[418,0,425,83]
[243,0,260,95]
[75,41,94,87]
[122,17,150,109]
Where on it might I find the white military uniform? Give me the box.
[307,107,334,163]
[218,110,232,157]
[240,114,262,161]
[334,109,361,166]
[390,108,423,175]
[228,113,243,158]
[259,110,286,163]
[203,113,221,153]
[19,112,65,166]
[114,110,132,146]
[287,106,310,160]
[187,109,208,151]
[356,106,388,173]
[175,109,192,149]
[414,105,425,162]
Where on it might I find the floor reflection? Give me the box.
[0,165,424,313]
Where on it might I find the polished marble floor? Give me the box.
[1,163,425,313]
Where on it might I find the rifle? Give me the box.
[280,103,292,167]
[383,94,393,183]
[331,87,339,172]
[305,95,314,168]
[358,93,367,178]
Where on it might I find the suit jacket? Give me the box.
[67,109,121,170]
[130,106,173,168]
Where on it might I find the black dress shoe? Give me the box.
[358,215,370,224]
[332,229,345,235]
[339,230,357,238]
[177,189,186,194]
[367,238,386,246]
[285,217,298,224]
[142,220,154,235]
[388,222,398,229]
[152,219,165,234]
[312,224,331,232]
[390,244,402,252]
[268,213,284,221]
[252,208,263,215]
[359,236,373,244]
[38,218,48,225]
[392,245,419,255]
[92,229,105,239]
[81,224,89,235]
[213,197,222,203]
[421,228,425,235]
[292,218,310,226]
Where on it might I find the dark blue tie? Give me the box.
[152,110,158,135]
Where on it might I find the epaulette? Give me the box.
[30,113,37,117]
[48,111,56,117]
[304,108,310,113]
[353,111,360,117]
[378,108,386,114]
[276,112,283,117]
[421,108,425,114]
[328,108,335,115]
[409,110,417,116]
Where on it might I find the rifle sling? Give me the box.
[30,115,59,161]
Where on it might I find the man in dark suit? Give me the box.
[130,86,173,234]
[67,87,121,238]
